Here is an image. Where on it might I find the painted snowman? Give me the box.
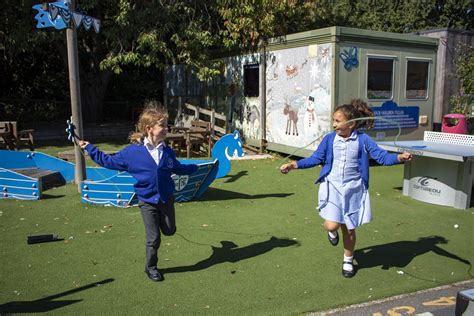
[303,93,320,138]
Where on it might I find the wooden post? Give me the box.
[195,105,200,120]
[210,109,215,136]
[66,0,86,192]
[260,43,267,153]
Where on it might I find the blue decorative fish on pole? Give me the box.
[32,0,101,190]
[32,1,101,33]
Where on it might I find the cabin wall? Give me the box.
[336,41,437,142]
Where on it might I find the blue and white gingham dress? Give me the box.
[318,132,371,229]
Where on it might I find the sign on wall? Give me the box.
[371,100,419,130]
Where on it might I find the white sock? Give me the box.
[343,255,353,271]
[328,230,337,238]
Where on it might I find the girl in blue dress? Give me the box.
[280,99,412,278]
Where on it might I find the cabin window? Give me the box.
[405,60,430,99]
[367,57,394,100]
[244,64,259,97]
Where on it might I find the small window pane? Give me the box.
[406,60,429,99]
[244,64,259,97]
[367,58,393,100]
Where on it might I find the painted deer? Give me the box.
[283,96,299,136]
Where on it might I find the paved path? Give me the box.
[311,279,474,316]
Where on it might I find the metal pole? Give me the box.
[66,0,86,191]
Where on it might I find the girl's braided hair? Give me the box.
[334,99,374,129]
[129,100,168,144]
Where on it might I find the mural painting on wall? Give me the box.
[266,44,332,149]
[224,54,262,141]
[242,101,260,140]
[339,46,359,71]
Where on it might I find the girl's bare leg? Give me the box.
[324,220,340,233]
[340,224,356,257]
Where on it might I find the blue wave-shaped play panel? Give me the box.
[0,130,244,206]
[0,150,220,206]
[0,168,41,200]
[80,160,219,207]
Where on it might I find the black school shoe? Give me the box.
[342,261,356,278]
[145,269,164,282]
[327,231,339,246]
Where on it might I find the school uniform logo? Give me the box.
[173,175,189,191]
[167,158,174,169]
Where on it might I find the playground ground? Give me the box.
[313,279,474,315]
[0,142,473,315]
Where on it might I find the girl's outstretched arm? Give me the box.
[170,150,198,175]
[82,142,129,171]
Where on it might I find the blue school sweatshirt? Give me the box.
[296,131,400,189]
[85,143,198,204]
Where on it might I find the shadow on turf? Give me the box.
[200,187,293,201]
[223,170,248,183]
[354,235,471,271]
[161,236,299,274]
[40,194,66,200]
[0,278,114,313]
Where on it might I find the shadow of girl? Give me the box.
[354,235,470,271]
[161,236,299,274]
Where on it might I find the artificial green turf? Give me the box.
[1,157,473,315]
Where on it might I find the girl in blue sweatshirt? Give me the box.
[280,99,411,278]
[79,105,197,282]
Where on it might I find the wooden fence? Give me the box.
[174,103,227,135]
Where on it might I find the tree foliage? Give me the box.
[350,0,473,33]
[450,43,474,115]
[1,0,472,122]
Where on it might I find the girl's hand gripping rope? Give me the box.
[78,140,89,149]
[397,152,412,162]
[280,161,298,174]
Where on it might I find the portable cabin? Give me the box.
[164,26,439,157]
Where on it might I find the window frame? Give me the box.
[243,63,260,98]
[366,55,396,101]
[404,57,431,101]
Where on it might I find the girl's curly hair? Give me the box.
[334,99,374,129]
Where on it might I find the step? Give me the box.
[57,150,115,162]
[11,168,66,191]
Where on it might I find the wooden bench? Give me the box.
[185,120,212,158]
[169,120,213,158]
[0,122,16,150]
[0,121,35,151]
[166,131,187,157]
